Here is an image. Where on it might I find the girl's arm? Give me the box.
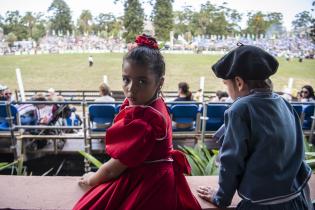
[79,158,127,187]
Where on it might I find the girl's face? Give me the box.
[122,61,162,106]
[300,88,310,99]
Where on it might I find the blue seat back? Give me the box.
[302,104,315,130]
[0,104,18,131]
[170,104,199,131]
[65,113,81,126]
[116,104,122,113]
[201,104,229,131]
[88,104,116,131]
[292,104,303,118]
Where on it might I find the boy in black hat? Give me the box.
[197,44,313,210]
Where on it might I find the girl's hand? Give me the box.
[197,186,217,203]
[78,172,97,187]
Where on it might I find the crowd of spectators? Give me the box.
[0,34,314,59]
[191,35,315,58]
[0,35,126,55]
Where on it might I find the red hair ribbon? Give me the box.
[135,34,159,49]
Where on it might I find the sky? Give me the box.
[0,0,313,30]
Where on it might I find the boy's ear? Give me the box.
[234,76,245,91]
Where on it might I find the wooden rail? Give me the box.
[0,175,314,210]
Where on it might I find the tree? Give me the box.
[3,10,27,40]
[264,12,284,37]
[32,13,47,42]
[22,12,36,38]
[0,15,4,28]
[78,10,92,35]
[6,32,17,47]
[245,12,267,37]
[21,12,46,42]
[152,0,174,41]
[310,1,315,42]
[123,0,144,43]
[94,13,122,38]
[110,16,124,38]
[48,0,72,35]
[292,11,313,29]
[226,8,242,33]
[188,2,239,37]
[194,2,216,36]
[173,6,197,41]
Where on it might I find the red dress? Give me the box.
[73,98,201,210]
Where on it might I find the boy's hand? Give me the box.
[197,186,217,203]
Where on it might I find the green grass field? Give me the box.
[0,53,314,95]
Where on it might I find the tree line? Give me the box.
[0,0,314,46]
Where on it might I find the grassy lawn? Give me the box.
[0,53,314,95]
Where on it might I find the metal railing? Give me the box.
[1,99,314,172]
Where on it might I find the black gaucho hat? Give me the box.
[212,44,279,80]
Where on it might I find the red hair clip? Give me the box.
[135,34,159,49]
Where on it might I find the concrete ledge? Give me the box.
[0,175,314,210]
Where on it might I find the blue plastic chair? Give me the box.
[302,104,315,130]
[115,104,122,113]
[292,104,304,125]
[170,104,199,132]
[88,104,116,132]
[201,104,229,131]
[0,104,18,131]
[292,104,303,118]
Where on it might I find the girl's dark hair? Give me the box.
[123,46,165,79]
[301,85,315,99]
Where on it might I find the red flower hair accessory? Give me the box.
[135,34,159,49]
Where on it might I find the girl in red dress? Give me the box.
[73,34,201,210]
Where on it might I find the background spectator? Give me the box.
[95,82,115,102]
[0,84,8,101]
[211,90,229,102]
[174,82,193,101]
[299,85,315,102]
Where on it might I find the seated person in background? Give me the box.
[0,84,8,101]
[46,88,59,101]
[18,103,38,126]
[173,82,195,129]
[298,85,315,102]
[93,82,115,130]
[32,93,54,125]
[211,90,229,102]
[174,82,193,101]
[95,82,115,102]
[3,88,14,103]
[193,88,203,102]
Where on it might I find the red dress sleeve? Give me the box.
[105,106,167,167]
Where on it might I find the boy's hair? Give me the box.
[99,82,111,96]
[234,79,273,90]
[123,46,165,79]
